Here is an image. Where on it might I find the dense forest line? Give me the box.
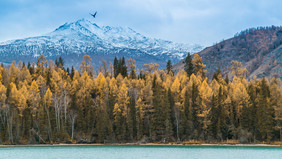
[0,53,281,144]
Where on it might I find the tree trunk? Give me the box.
[44,103,52,142]
[70,111,76,141]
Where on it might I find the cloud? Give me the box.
[0,0,282,46]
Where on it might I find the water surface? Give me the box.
[0,145,281,159]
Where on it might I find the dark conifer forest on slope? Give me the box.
[0,54,281,144]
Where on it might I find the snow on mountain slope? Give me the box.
[0,18,203,69]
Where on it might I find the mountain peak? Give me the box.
[52,19,141,41]
[54,18,100,33]
[0,18,203,70]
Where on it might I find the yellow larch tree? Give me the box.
[127,58,137,79]
[198,79,212,134]
[143,63,159,74]
[116,74,124,87]
[35,55,47,78]
[9,61,20,84]
[79,55,94,75]
[192,54,206,78]
[0,82,7,109]
[29,80,41,117]
[19,65,32,84]
[229,76,250,127]
[36,75,47,97]
[114,82,130,141]
[17,85,28,117]
[43,88,53,141]
[9,82,19,106]
[229,60,248,79]
[8,82,19,143]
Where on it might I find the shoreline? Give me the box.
[0,143,281,148]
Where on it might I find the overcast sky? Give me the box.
[0,0,282,46]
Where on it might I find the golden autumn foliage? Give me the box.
[0,55,280,144]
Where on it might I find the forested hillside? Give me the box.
[174,26,282,80]
[0,54,281,144]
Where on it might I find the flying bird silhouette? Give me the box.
[90,11,97,18]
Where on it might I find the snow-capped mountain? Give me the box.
[0,18,203,69]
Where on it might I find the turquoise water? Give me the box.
[0,145,281,159]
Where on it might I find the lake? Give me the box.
[0,145,281,159]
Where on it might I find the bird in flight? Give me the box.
[90,11,97,18]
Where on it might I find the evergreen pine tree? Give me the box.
[113,57,118,78]
[28,62,35,75]
[209,94,217,139]
[269,77,282,141]
[70,66,75,80]
[225,75,229,84]
[59,56,64,67]
[191,82,199,137]
[168,88,176,138]
[216,86,227,140]
[212,67,221,81]
[27,62,31,69]
[129,96,137,140]
[166,60,173,74]
[66,67,70,75]
[184,53,194,77]
[121,57,128,77]
[55,59,58,67]
[256,77,275,141]
[152,77,172,141]
[247,83,258,141]
[183,89,192,138]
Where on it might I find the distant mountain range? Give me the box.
[1,19,280,80]
[173,26,282,80]
[0,19,203,69]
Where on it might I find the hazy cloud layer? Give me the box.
[0,0,281,46]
